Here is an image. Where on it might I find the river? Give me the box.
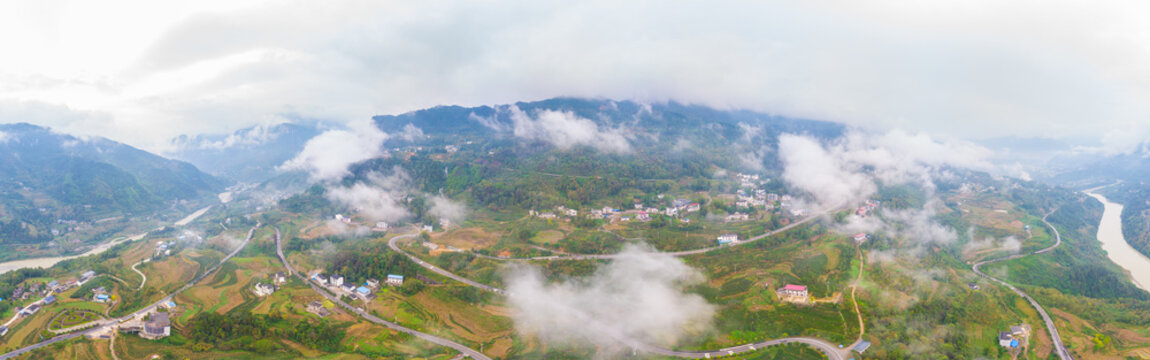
[1087,192,1150,292]
[0,205,213,275]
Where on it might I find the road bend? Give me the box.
[275,228,489,360]
[972,211,1072,360]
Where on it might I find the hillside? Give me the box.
[0,123,224,245]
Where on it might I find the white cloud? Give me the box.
[505,243,714,354]
[779,130,992,208]
[176,123,283,150]
[324,168,411,223]
[279,119,387,182]
[398,123,425,142]
[508,106,632,153]
[0,131,9,143]
[429,195,467,224]
[3,1,1150,151]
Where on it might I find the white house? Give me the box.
[664,208,679,216]
[717,234,738,245]
[854,233,868,243]
[687,203,701,212]
[777,284,808,298]
[253,282,276,297]
[330,274,345,287]
[386,274,404,286]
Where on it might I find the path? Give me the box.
[0,223,260,360]
[972,211,1072,360]
[131,261,146,290]
[274,227,488,359]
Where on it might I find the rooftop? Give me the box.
[782,284,807,291]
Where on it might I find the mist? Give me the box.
[324,168,412,223]
[504,243,714,355]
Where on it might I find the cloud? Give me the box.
[779,130,991,208]
[279,119,387,182]
[429,195,467,224]
[963,235,1022,256]
[174,123,285,150]
[508,106,632,153]
[0,131,9,143]
[324,168,411,223]
[398,123,425,142]
[505,243,714,354]
[6,1,1150,153]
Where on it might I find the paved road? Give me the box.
[0,223,260,360]
[972,211,1072,360]
[389,220,854,359]
[131,261,146,290]
[275,228,488,359]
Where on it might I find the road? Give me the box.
[274,228,489,360]
[0,223,260,360]
[389,218,855,360]
[972,211,1072,360]
[131,261,146,290]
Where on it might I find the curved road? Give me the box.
[389,222,853,360]
[972,212,1072,360]
[274,228,490,360]
[0,223,260,360]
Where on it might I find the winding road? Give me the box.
[388,214,857,360]
[972,211,1073,360]
[0,223,260,360]
[274,228,489,360]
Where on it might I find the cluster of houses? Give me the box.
[307,300,332,318]
[11,270,96,302]
[253,272,289,297]
[998,324,1029,349]
[855,200,881,217]
[310,271,405,302]
[776,284,810,304]
[153,240,180,259]
[91,286,111,303]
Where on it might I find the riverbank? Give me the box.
[1086,192,1150,292]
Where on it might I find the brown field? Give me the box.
[142,253,199,292]
[434,227,501,250]
[16,337,112,360]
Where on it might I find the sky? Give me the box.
[3,0,1150,153]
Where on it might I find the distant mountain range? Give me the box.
[168,122,323,183]
[0,123,224,244]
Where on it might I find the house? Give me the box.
[717,234,738,245]
[253,282,276,297]
[687,203,700,212]
[421,225,434,232]
[1011,325,1028,337]
[386,274,404,286]
[777,284,809,298]
[340,283,356,294]
[646,207,659,214]
[673,198,690,209]
[664,208,678,216]
[998,332,1016,347]
[366,278,380,289]
[374,222,389,231]
[164,301,177,310]
[854,233,868,243]
[307,300,331,318]
[565,208,578,217]
[356,286,373,300]
[602,206,614,215]
[94,294,110,303]
[43,295,56,305]
[767,193,779,202]
[141,312,170,340]
[313,274,329,286]
[21,304,41,316]
[80,270,96,282]
[967,283,981,290]
[636,211,650,221]
[853,340,872,353]
[273,272,287,286]
[538,212,557,219]
[330,274,345,287]
[46,280,59,291]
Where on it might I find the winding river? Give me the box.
[0,205,213,275]
[1087,192,1150,292]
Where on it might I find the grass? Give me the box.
[47,309,101,330]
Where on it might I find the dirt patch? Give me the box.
[435,227,502,250]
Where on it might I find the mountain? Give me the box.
[0,123,224,244]
[168,122,323,183]
[372,98,844,142]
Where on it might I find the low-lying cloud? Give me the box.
[324,168,411,223]
[779,129,992,208]
[505,244,714,354]
[279,119,388,182]
[508,106,632,153]
[429,195,466,224]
